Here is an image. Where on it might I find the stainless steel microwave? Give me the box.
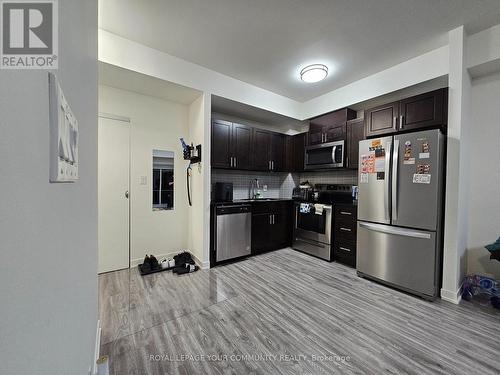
[304,140,344,170]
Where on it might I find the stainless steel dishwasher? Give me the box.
[216,205,252,262]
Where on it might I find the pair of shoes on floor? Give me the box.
[141,254,160,273]
[173,263,199,275]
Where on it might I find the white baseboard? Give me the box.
[191,252,210,270]
[93,319,101,375]
[441,283,463,305]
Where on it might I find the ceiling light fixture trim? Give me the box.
[300,64,328,83]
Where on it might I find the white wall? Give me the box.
[0,1,98,374]
[98,85,191,264]
[188,94,211,267]
[466,72,500,279]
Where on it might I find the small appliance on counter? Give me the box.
[292,184,354,261]
[292,181,313,201]
[214,182,233,202]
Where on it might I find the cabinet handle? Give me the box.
[400,115,404,129]
[269,215,272,225]
[268,161,271,170]
[272,214,275,224]
[230,157,233,167]
[271,161,274,170]
[340,211,352,216]
[234,157,237,167]
[340,227,352,232]
[339,246,351,252]
[393,117,397,129]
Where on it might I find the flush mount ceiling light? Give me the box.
[300,64,328,83]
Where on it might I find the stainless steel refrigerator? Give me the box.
[357,128,445,299]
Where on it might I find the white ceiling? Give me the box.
[98,62,202,104]
[99,0,500,102]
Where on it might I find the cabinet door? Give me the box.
[308,122,324,145]
[211,120,232,168]
[252,128,272,171]
[251,214,271,254]
[346,119,364,169]
[399,89,445,132]
[365,102,399,137]
[324,124,346,143]
[292,133,306,172]
[270,133,285,171]
[271,212,292,249]
[232,123,252,169]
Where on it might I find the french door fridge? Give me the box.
[357,128,445,299]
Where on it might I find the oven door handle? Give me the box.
[331,145,337,163]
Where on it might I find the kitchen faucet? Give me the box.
[250,178,262,199]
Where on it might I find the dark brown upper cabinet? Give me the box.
[285,133,306,172]
[308,108,356,145]
[232,123,252,169]
[365,88,447,137]
[364,101,399,137]
[252,129,285,172]
[270,132,285,172]
[211,120,232,168]
[346,118,365,169]
[399,89,445,132]
[252,128,272,171]
[211,120,252,170]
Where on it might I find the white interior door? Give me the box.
[98,115,130,273]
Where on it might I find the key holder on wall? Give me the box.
[180,138,202,206]
[180,138,202,164]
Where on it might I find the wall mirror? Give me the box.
[152,150,174,210]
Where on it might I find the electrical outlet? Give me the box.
[263,185,268,192]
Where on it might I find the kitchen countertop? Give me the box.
[211,198,293,206]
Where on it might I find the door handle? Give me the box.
[339,246,351,252]
[269,215,272,225]
[268,161,271,170]
[400,115,404,129]
[331,146,337,163]
[125,190,129,199]
[272,214,275,224]
[340,227,352,232]
[340,211,352,216]
[384,141,392,221]
[359,222,431,239]
[393,117,397,129]
[271,161,274,171]
[234,157,236,168]
[392,139,400,221]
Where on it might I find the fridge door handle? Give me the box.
[359,222,431,239]
[384,141,392,221]
[392,139,400,221]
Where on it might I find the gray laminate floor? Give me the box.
[99,248,500,375]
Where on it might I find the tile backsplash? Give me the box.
[211,169,358,201]
[211,170,298,200]
[299,169,358,186]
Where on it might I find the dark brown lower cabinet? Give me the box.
[333,204,358,267]
[252,201,292,254]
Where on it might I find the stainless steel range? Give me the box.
[292,184,354,261]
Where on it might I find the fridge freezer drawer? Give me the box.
[357,222,438,298]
